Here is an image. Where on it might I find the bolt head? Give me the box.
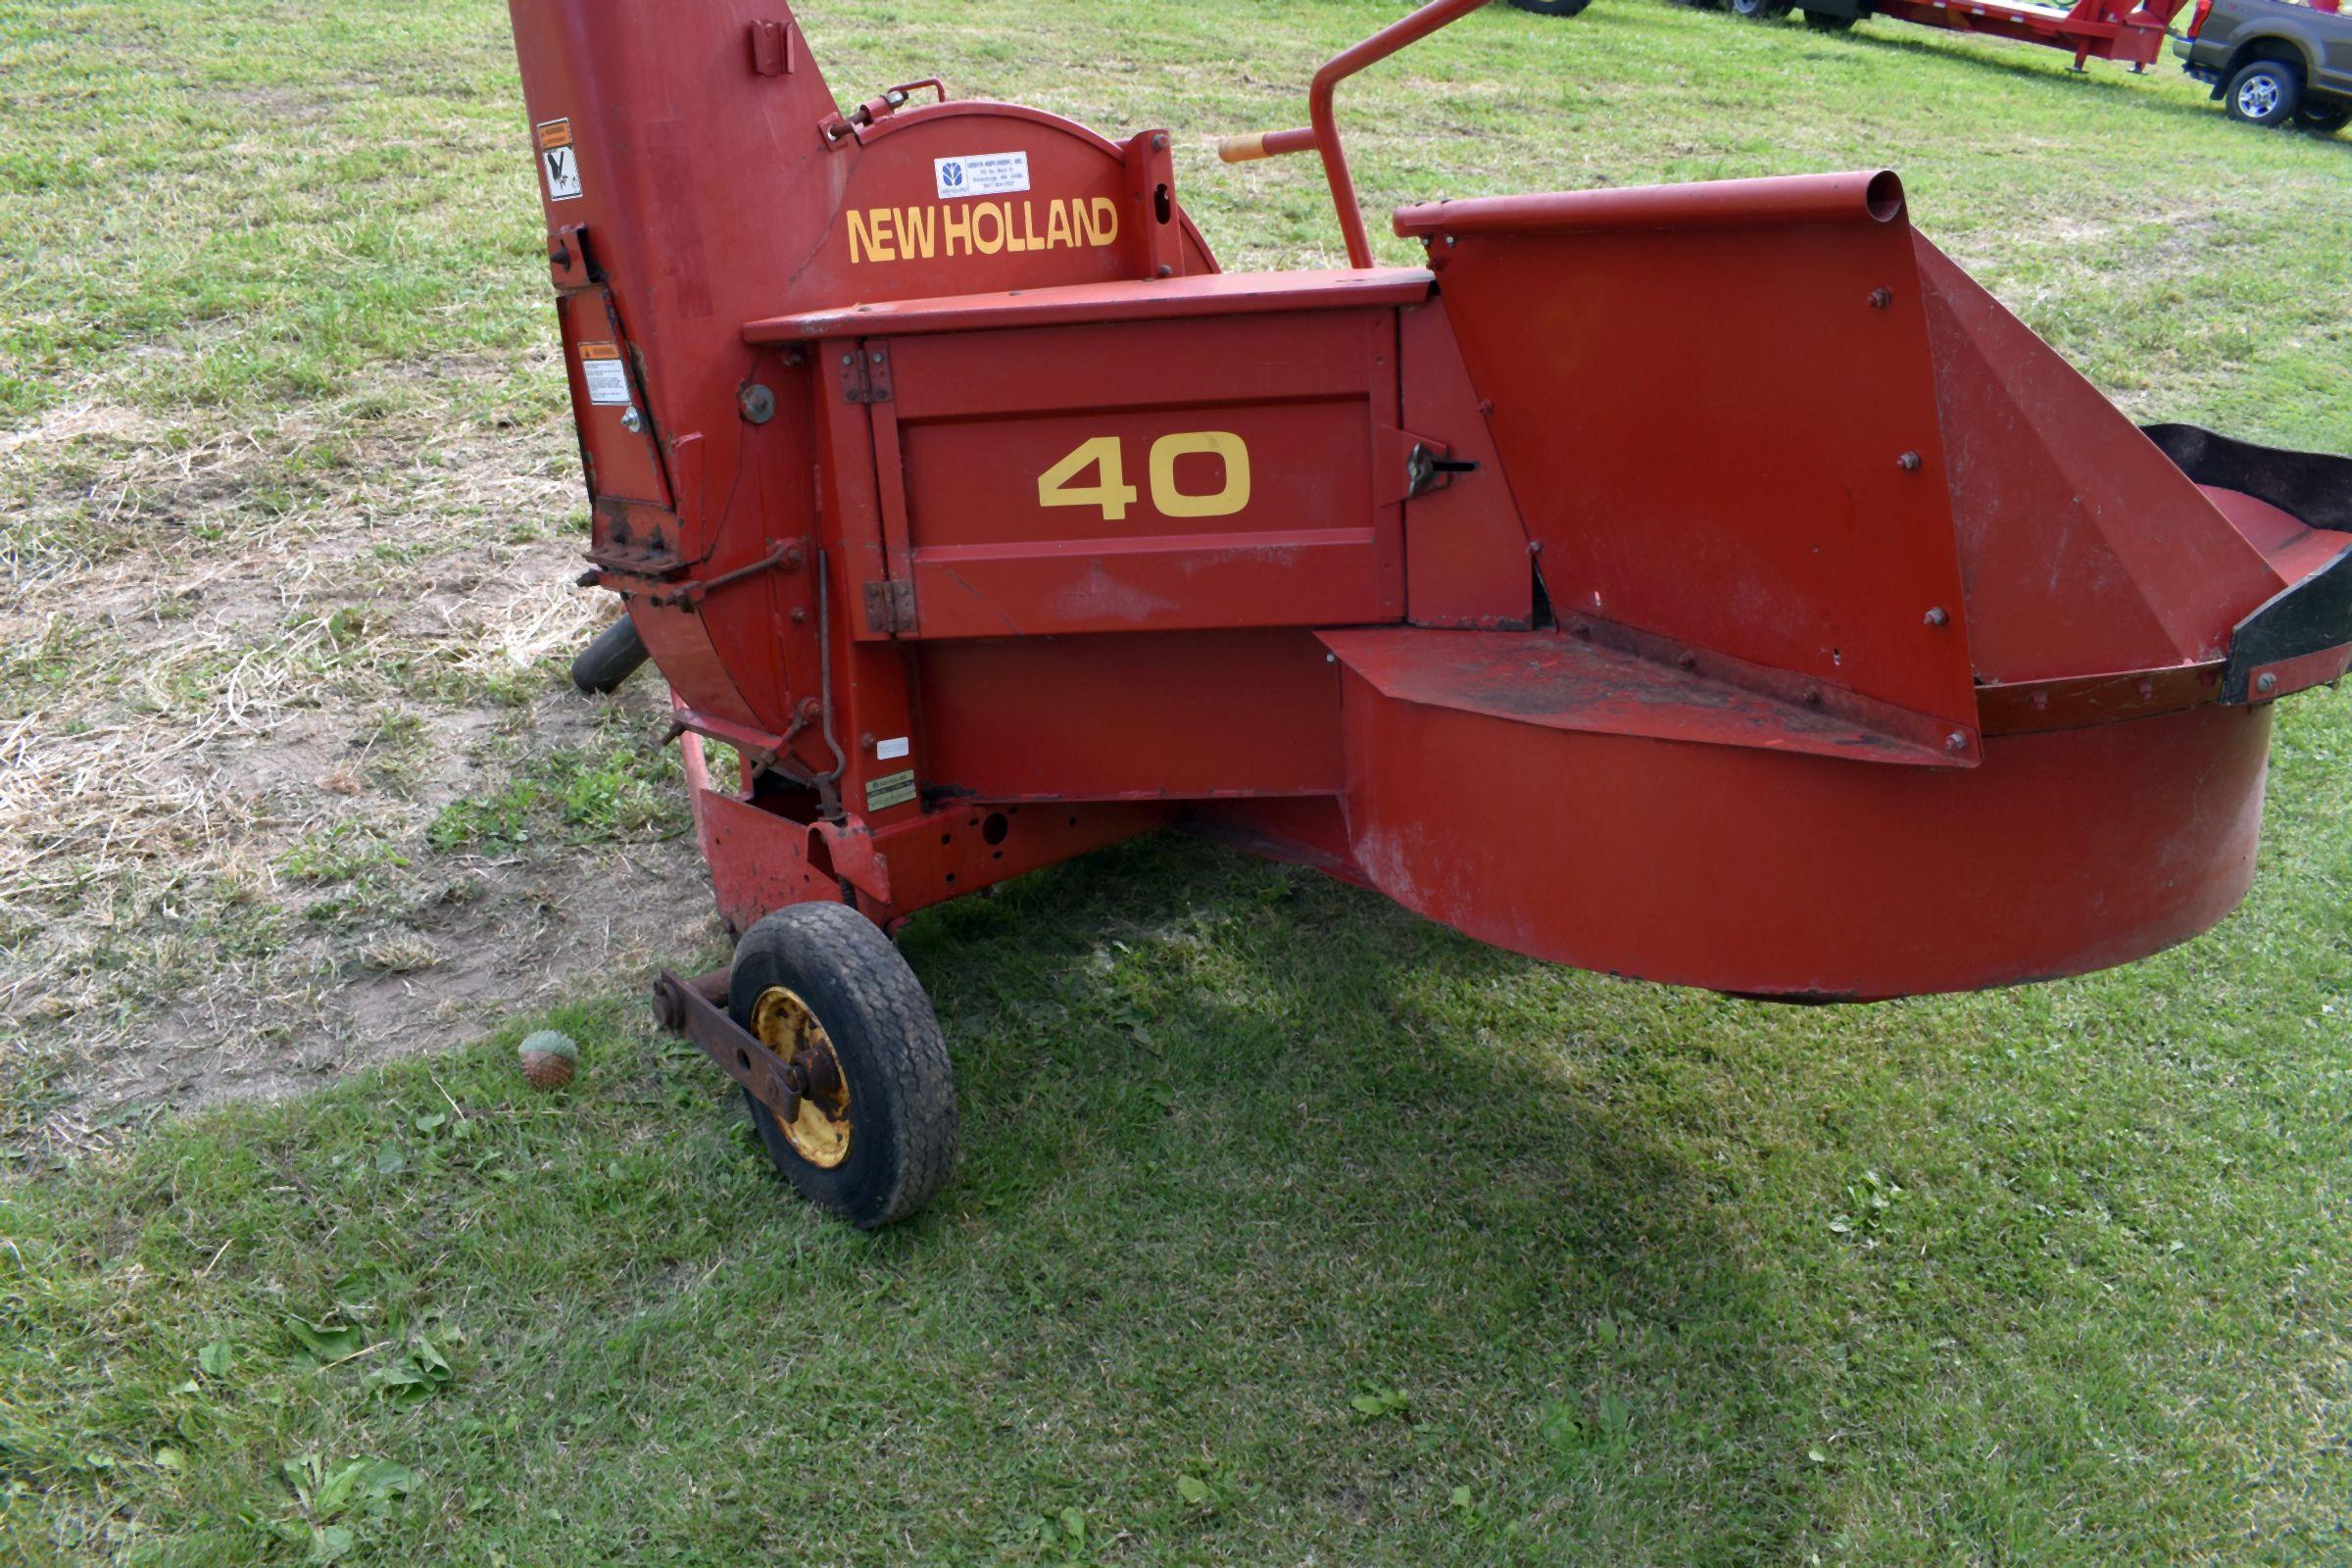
[2256,671,2278,694]
[1924,606,1949,627]
[1897,450,1922,471]
[1868,286,1893,310]
[1944,731,1968,753]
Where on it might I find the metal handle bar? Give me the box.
[1212,0,1494,267]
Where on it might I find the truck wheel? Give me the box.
[730,903,958,1229]
[569,616,648,694]
[2225,60,2302,126]
[1729,0,1794,18]
[2297,106,2349,134]
[1802,8,1858,27]
[1506,0,1593,14]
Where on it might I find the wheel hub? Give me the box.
[2238,77,2278,116]
[751,985,853,1167]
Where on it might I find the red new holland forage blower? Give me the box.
[508,0,2352,1226]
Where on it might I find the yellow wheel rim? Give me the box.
[751,984,853,1168]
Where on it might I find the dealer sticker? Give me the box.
[536,118,583,201]
[577,342,631,406]
[934,150,1029,201]
[865,768,917,811]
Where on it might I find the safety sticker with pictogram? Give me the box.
[577,342,630,406]
[537,118,583,201]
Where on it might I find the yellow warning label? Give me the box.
[846,197,1120,265]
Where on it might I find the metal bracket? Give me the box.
[862,578,916,634]
[646,540,806,611]
[836,344,893,404]
[547,222,591,290]
[650,968,802,1125]
[748,19,798,75]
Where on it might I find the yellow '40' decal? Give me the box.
[1037,432,1250,522]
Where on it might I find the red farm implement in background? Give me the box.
[504,0,2352,1227]
[1697,0,2341,74]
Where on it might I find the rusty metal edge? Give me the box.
[650,967,799,1125]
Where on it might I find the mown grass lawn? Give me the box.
[4,0,2349,1563]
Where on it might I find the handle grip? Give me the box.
[1215,126,1318,163]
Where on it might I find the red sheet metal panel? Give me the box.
[1319,627,1948,764]
[913,629,1346,803]
[1397,298,1533,629]
[749,268,1431,342]
[874,310,1405,638]
[1913,235,2286,684]
[1401,172,1981,758]
[1331,660,2271,998]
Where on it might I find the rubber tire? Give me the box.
[1729,0,1793,18]
[1802,8,1858,26]
[2296,106,2349,133]
[1506,0,1594,14]
[569,616,649,695]
[2224,60,2301,126]
[730,903,957,1229]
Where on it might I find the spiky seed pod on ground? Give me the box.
[518,1030,579,1090]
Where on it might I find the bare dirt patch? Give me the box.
[1,399,723,1158]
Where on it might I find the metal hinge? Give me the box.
[836,345,893,404]
[862,578,916,634]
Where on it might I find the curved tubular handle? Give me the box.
[1306,0,1495,267]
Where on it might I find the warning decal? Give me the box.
[537,118,583,202]
[934,151,1029,201]
[577,342,630,406]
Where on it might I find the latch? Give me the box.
[548,222,591,290]
[820,78,949,145]
[1406,440,1480,499]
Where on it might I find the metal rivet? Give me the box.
[1944,731,1968,752]
[1868,287,1893,310]
[841,353,854,365]
[1923,606,1949,627]
[620,408,644,433]
[1152,131,1169,152]
[2256,671,2278,695]
[1897,451,1922,471]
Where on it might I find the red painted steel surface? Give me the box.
[1328,657,2274,998]
[508,0,2350,1000]
[1402,172,1983,760]
[1861,0,2189,69]
[749,268,1432,342]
